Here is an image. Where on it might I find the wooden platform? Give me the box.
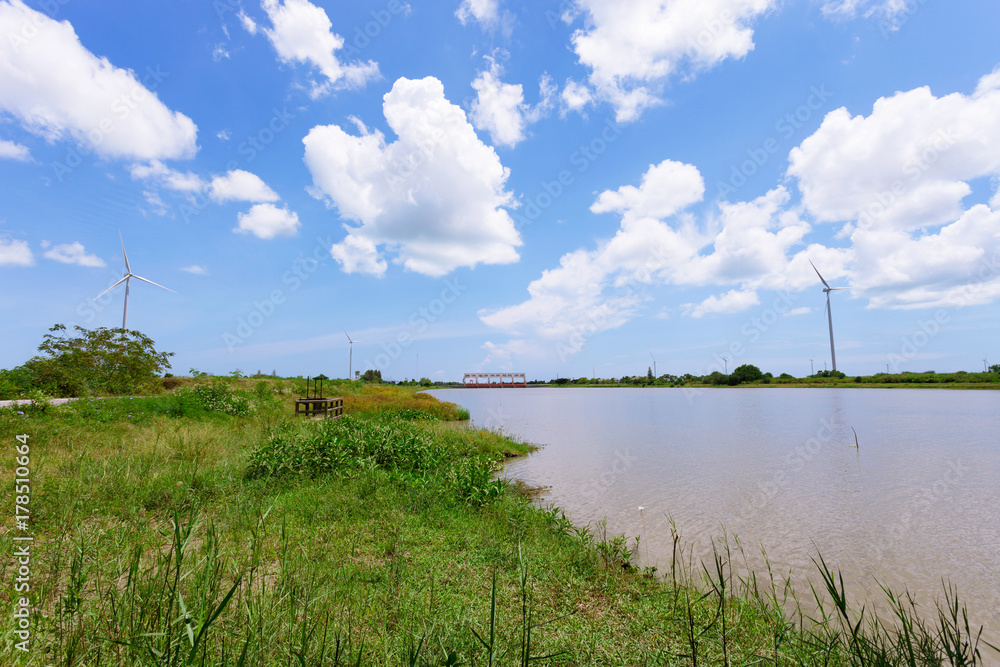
[294,397,344,419]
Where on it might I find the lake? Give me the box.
[429,387,1000,646]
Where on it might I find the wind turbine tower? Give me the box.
[650,352,657,379]
[344,331,359,380]
[809,260,848,373]
[94,232,175,330]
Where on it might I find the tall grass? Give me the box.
[2,384,996,665]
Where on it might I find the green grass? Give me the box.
[1,382,996,665]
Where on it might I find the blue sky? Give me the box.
[2,0,999,381]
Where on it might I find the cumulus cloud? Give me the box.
[787,67,1000,308]
[0,0,197,161]
[481,162,828,358]
[683,288,760,318]
[234,203,301,239]
[303,76,522,277]
[568,0,777,122]
[0,138,30,161]
[469,55,554,147]
[483,66,1000,364]
[788,76,1000,232]
[209,169,280,203]
[480,160,708,355]
[560,79,593,116]
[0,238,33,266]
[253,0,379,97]
[42,241,106,267]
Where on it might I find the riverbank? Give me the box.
[2,381,993,665]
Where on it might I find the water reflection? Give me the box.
[430,387,1000,647]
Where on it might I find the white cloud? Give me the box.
[329,234,387,276]
[212,44,230,61]
[0,0,197,161]
[239,10,258,34]
[820,0,910,23]
[255,0,379,98]
[560,79,593,116]
[209,169,280,203]
[469,56,554,147]
[684,288,760,318]
[457,0,498,25]
[234,203,301,239]
[0,238,33,266]
[456,0,513,34]
[303,76,522,277]
[0,138,30,161]
[42,241,106,267]
[481,163,824,359]
[129,160,206,193]
[217,129,232,141]
[788,76,1000,232]
[181,265,208,275]
[568,0,777,122]
[786,68,1000,309]
[481,160,708,354]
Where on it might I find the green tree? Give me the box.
[731,364,764,384]
[14,324,173,397]
[647,366,654,380]
[361,369,383,383]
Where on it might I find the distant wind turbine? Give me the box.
[809,260,848,373]
[344,331,360,380]
[650,352,657,379]
[94,232,175,330]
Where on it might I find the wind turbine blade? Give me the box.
[94,276,128,300]
[131,274,176,293]
[344,330,353,343]
[829,287,849,291]
[809,260,831,290]
[119,231,131,274]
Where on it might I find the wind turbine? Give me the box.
[810,260,847,372]
[344,331,360,380]
[94,232,175,330]
[649,352,657,379]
